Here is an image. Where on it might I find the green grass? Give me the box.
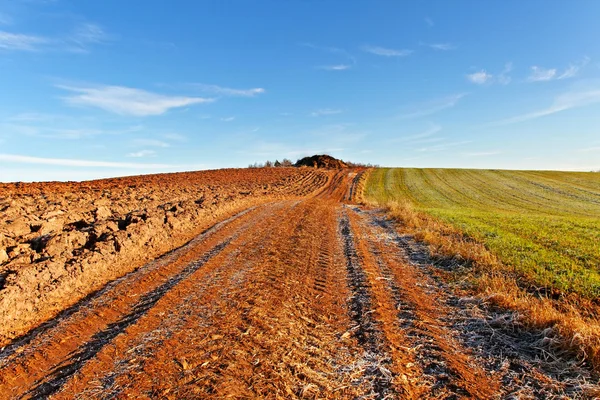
[364,168,600,298]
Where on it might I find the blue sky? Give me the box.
[1,0,599,182]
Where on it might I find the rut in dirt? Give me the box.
[359,207,600,399]
[338,211,395,399]
[0,207,254,365]
[27,238,232,398]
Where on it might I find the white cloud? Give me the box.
[66,23,109,53]
[2,114,143,139]
[163,133,187,142]
[310,108,343,117]
[318,64,351,71]
[497,62,513,85]
[466,63,512,85]
[466,70,493,85]
[528,66,557,82]
[0,153,174,168]
[221,116,235,122]
[428,43,456,51]
[397,93,466,119]
[491,85,600,125]
[391,124,442,143]
[0,22,110,53]
[425,17,434,27]
[417,140,471,152]
[301,42,356,70]
[132,139,170,147]
[127,150,156,158]
[463,151,502,157]
[0,30,47,51]
[192,84,265,97]
[528,57,590,82]
[362,45,412,57]
[57,84,213,116]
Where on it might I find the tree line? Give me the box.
[248,159,295,168]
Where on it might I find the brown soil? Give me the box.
[0,168,598,399]
[0,168,329,345]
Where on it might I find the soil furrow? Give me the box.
[0,207,254,364]
[0,203,291,398]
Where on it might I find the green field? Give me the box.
[364,168,600,298]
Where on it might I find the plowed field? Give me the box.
[1,169,598,399]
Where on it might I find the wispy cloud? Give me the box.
[221,116,235,122]
[0,31,48,51]
[466,70,493,85]
[57,84,213,116]
[491,84,600,125]
[127,150,156,158]
[397,93,466,119]
[318,64,351,71]
[163,133,187,142]
[463,151,502,157]
[66,23,110,53]
[192,84,265,97]
[425,17,434,27]
[391,124,442,143]
[310,108,343,117]
[302,42,356,70]
[362,45,412,57]
[417,140,472,152]
[528,66,557,82]
[132,139,170,148]
[3,113,143,139]
[528,58,590,82]
[497,62,513,85]
[0,22,110,53]
[0,153,174,168]
[426,43,456,51]
[467,63,512,85]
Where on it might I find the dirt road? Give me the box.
[1,171,597,399]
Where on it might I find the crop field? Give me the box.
[364,168,600,298]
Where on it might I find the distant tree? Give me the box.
[274,160,281,167]
[264,160,273,168]
[281,158,293,167]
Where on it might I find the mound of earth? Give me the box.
[295,155,348,169]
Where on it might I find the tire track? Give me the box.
[338,211,395,399]
[0,207,254,365]
[359,207,600,399]
[55,202,303,398]
[0,204,291,399]
[26,238,231,399]
[55,200,363,399]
